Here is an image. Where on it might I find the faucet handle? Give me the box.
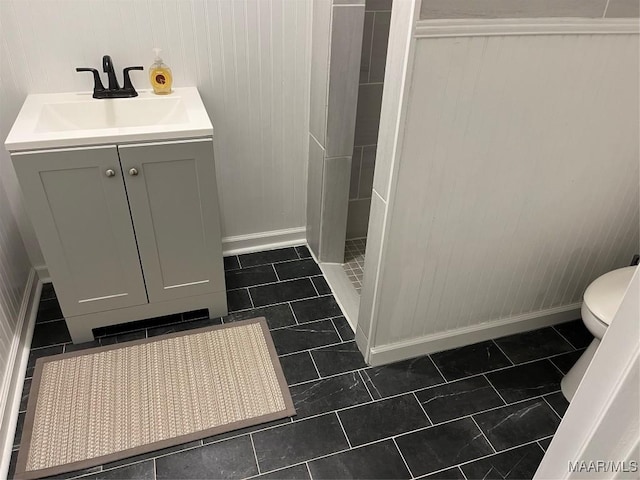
[76,68,106,99]
[122,66,144,96]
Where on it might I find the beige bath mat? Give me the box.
[15,317,295,480]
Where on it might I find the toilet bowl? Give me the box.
[560,265,636,401]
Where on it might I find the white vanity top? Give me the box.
[5,87,213,151]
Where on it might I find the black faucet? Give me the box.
[76,55,144,99]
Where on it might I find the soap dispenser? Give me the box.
[149,48,173,94]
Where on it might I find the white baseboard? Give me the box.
[0,269,40,480]
[367,303,582,366]
[222,227,306,256]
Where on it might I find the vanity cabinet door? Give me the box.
[118,139,225,302]
[11,146,148,316]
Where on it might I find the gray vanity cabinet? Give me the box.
[12,138,227,343]
[118,139,224,302]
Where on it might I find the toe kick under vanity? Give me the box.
[5,88,228,343]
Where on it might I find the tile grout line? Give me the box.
[334,412,353,449]
[470,415,496,453]
[358,370,375,402]
[551,325,579,351]
[458,465,469,479]
[491,339,515,366]
[305,461,313,480]
[392,437,414,479]
[249,433,261,475]
[271,263,281,282]
[542,395,564,420]
[483,374,509,406]
[307,351,323,380]
[412,391,433,426]
[426,354,448,384]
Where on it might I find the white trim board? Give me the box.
[318,262,360,331]
[221,227,306,256]
[414,18,640,38]
[0,269,40,480]
[367,303,581,366]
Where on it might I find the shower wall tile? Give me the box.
[353,83,384,146]
[419,0,608,20]
[368,11,392,83]
[320,156,352,262]
[325,5,366,157]
[360,12,375,83]
[350,147,363,199]
[310,0,332,146]
[306,135,325,258]
[366,0,393,11]
[605,0,640,17]
[358,146,377,198]
[347,198,372,240]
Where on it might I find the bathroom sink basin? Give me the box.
[4,87,212,151]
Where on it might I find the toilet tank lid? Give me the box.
[583,266,637,326]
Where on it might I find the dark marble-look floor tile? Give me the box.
[203,418,291,444]
[396,418,494,477]
[239,248,299,268]
[415,375,504,424]
[363,356,445,399]
[312,276,331,295]
[26,344,64,377]
[338,394,430,446]
[46,465,103,479]
[549,349,584,374]
[19,378,31,412]
[155,436,257,479]
[103,440,202,470]
[227,288,253,312]
[147,317,223,337]
[31,319,71,348]
[486,360,563,403]
[94,314,182,337]
[430,341,512,381]
[252,413,349,473]
[270,319,340,355]
[224,255,240,271]
[290,296,343,323]
[225,264,278,289]
[308,439,411,479]
[554,319,593,349]
[279,351,320,385]
[274,259,322,280]
[420,467,466,479]
[40,282,56,300]
[12,412,25,448]
[250,279,317,307]
[83,460,154,479]
[461,442,545,480]
[333,317,355,342]
[474,398,561,451]
[113,329,146,343]
[296,245,312,259]
[289,372,371,418]
[224,303,295,330]
[8,449,18,479]
[254,464,310,479]
[538,436,553,451]
[544,391,569,417]
[36,298,63,323]
[182,309,209,321]
[311,341,366,376]
[64,340,101,352]
[494,327,574,364]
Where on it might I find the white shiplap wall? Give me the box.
[0,0,311,265]
[369,31,639,351]
[0,177,31,426]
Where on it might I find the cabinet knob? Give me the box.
[105,169,116,177]
[129,168,139,176]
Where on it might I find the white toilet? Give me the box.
[560,265,637,401]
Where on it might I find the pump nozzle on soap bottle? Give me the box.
[149,48,172,94]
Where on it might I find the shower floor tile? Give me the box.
[10,244,588,480]
[343,238,366,294]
